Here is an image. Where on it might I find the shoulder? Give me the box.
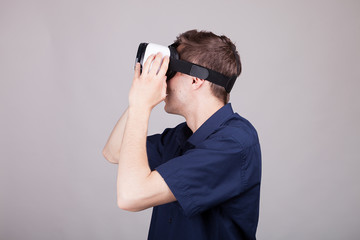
[209,113,260,150]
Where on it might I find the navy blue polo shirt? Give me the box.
[146,103,261,240]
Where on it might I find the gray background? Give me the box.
[1,0,359,239]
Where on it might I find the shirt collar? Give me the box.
[185,103,234,147]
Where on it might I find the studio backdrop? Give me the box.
[1,0,359,239]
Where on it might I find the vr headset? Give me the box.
[135,43,238,93]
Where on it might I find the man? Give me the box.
[103,30,261,240]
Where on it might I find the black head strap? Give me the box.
[168,58,237,93]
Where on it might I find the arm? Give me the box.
[117,107,175,211]
[102,108,129,164]
[115,53,176,211]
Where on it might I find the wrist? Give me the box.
[128,105,152,119]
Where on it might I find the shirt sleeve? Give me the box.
[155,134,259,217]
[146,123,188,170]
[146,133,163,171]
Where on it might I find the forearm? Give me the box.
[117,107,152,206]
[102,107,129,164]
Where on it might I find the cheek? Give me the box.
[166,78,174,89]
[167,74,188,98]
[167,80,178,93]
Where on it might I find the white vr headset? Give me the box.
[135,42,239,93]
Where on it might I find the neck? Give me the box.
[184,99,225,133]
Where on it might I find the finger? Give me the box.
[133,62,141,79]
[149,52,163,75]
[162,77,168,99]
[142,54,156,74]
[157,56,170,77]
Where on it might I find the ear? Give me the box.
[191,77,205,90]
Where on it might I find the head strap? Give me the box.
[168,58,237,93]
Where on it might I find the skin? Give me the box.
[102,52,225,211]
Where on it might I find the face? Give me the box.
[164,72,193,115]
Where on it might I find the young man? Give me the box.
[103,30,261,240]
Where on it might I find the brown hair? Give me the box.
[173,30,241,103]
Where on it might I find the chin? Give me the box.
[164,102,178,115]
[164,103,172,114]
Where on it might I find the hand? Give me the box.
[128,53,169,112]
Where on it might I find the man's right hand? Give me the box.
[128,53,169,112]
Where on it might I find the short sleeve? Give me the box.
[156,135,251,217]
[146,134,163,170]
[147,123,189,170]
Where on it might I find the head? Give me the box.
[165,30,241,115]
